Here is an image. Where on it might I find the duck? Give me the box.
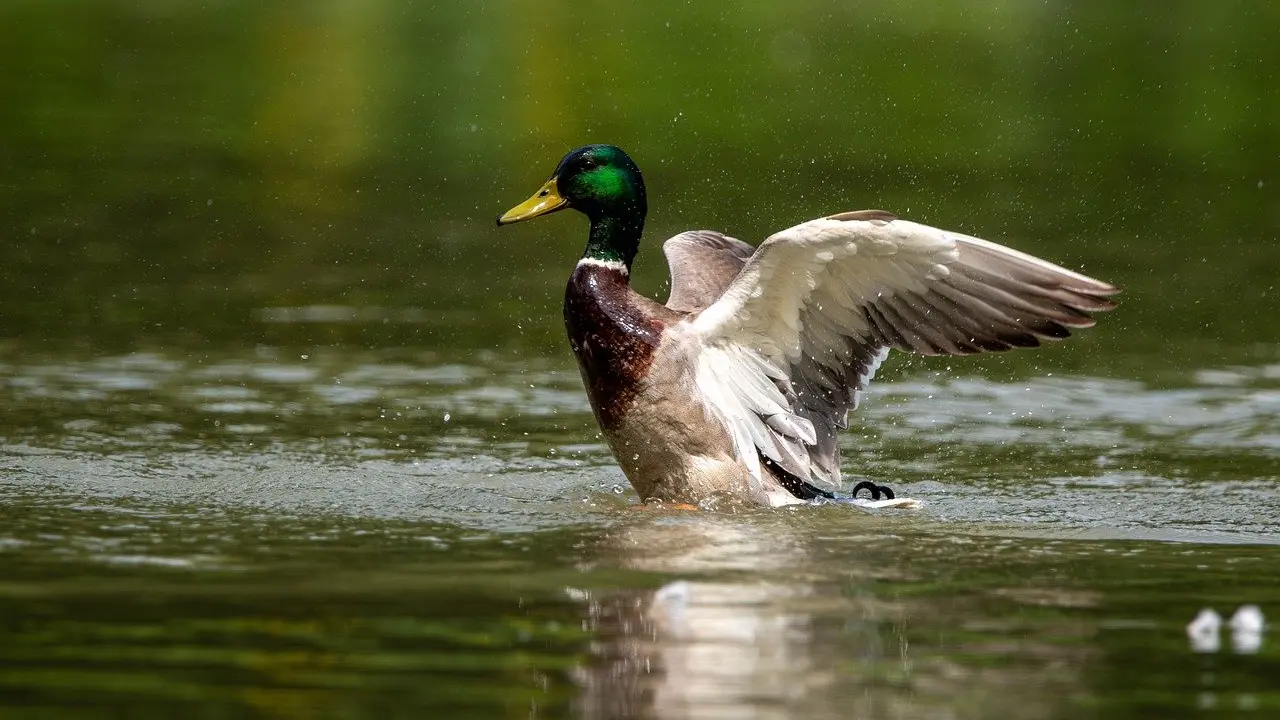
[497,145,1118,509]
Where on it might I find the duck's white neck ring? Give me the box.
[576,257,629,276]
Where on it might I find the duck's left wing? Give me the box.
[662,231,755,313]
[687,210,1119,492]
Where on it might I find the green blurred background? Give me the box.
[2,0,1277,370]
[2,4,1279,716]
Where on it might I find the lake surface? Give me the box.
[2,1,1278,718]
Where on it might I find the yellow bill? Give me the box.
[497,178,567,225]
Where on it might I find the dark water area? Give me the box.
[2,1,1278,717]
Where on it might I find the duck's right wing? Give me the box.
[662,230,755,313]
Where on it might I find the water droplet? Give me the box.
[611,484,624,494]
[443,412,451,422]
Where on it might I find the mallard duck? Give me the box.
[497,145,1118,508]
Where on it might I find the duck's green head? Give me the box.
[497,145,646,227]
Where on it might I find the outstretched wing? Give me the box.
[662,231,755,313]
[689,210,1119,492]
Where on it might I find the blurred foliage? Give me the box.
[0,0,1276,374]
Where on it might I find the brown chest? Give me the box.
[562,263,670,429]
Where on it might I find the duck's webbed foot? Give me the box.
[809,480,919,510]
[849,480,895,500]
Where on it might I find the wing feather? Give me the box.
[662,231,754,313]
[687,213,1119,493]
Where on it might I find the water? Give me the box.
[2,349,1277,717]
[3,0,1280,717]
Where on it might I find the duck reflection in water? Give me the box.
[566,514,1089,718]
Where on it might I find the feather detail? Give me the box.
[689,214,1118,492]
[662,231,754,313]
